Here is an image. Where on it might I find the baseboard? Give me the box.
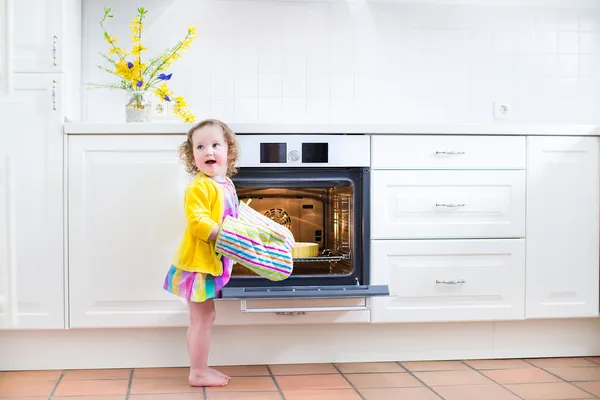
[2,318,600,370]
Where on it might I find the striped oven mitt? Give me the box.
[214,214,294,281]
[237,201,295,252]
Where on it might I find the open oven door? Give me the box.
[221,285,389,315]
[221,285,389,300]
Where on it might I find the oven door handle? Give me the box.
[240,300,368,314]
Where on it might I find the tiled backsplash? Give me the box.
[82,0,600,125]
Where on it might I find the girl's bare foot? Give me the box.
[189,369,229,387]
[209,367,230,381]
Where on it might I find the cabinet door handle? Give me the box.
[435,151,465,156]
[52,35,58,67]
[435,203,465,208]
[52,80,57,111]
[436,279,465,285]
[5,155,19,328]
[3,0,14,95]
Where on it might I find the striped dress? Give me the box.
[163,178,239,302]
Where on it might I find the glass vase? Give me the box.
[125,90,151,123]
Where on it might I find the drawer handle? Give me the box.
[240,300,367,313]
[436,279,466,285]
[435,151,465,156]
[435,203,465,208]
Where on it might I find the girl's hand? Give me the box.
[208,224,221,241]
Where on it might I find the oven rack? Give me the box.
[293,254,351,263]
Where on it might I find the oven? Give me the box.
[221,135,389,300]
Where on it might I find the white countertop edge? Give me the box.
[63,122,600,136]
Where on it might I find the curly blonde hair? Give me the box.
[179,119,240,177]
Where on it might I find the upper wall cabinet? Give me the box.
[11,0,63,73]
[526,136,600,319]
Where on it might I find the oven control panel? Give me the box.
[236,135,370,167]
[260,143,329,164]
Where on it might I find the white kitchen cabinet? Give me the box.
[68,135,191,328]
[371,170,526,239]
[11,0,63,73]
[526,137,600,319]
[370,239,526,323]
[0,74,64,329]
[371,135,526,170]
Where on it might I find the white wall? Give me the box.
[82,0,600,125]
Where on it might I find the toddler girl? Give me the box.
[163,119,240,387]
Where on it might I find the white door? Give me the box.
[526,137,600,318]
[12,0,63,73]
[0,74,64,329]
[371,170,526,239]
[68,135,195,328]
[370,239,526,323]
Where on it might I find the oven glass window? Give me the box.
[234,181,354,277]
[260,143,287,163]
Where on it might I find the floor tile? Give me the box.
[0,369,62,381]
[546,366,600,381]
[359,387,442,400]
[63,369,131,380]
[214,365,270,377]
[414,370,492,386]
[0,398,51,400]
[205,377,277,392]
[206,392,283,399]
[134,367,188,379]
[432,384,521,400]
[277,374,351,391]
[527,358,599,368]
[504,382,595,399]
[585,357,600,365]
[269,363,338,375]
[130,395,204,400]
[0,379,56,397]
[573,381,600,397]
[130,391,204,400]
[345,372,422,388]
[53,379,129,396]
[481,368,560,384]
[130,377,204,394]
[284,389,362,400]
[54,397,126,400]
[401,360,469,372]
[465,359,531,370]
[335,362,404,373]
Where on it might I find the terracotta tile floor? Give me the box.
[3,357,600,399]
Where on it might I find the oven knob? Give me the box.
[288,150,300,162]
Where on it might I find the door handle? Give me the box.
[3,0,14,96]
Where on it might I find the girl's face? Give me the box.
[191,124,229,180]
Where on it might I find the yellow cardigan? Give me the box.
[172,173,228,276]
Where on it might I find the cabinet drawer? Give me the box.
[371,135,526,170]
[371,170,525,239]
[370,239,525,323]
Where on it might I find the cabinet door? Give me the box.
[370,239,525,323]
[12,0,62,73]
[526,137,600,318]
[371,170,526,239]
[68,135,195,328]
[0,74,64,329]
